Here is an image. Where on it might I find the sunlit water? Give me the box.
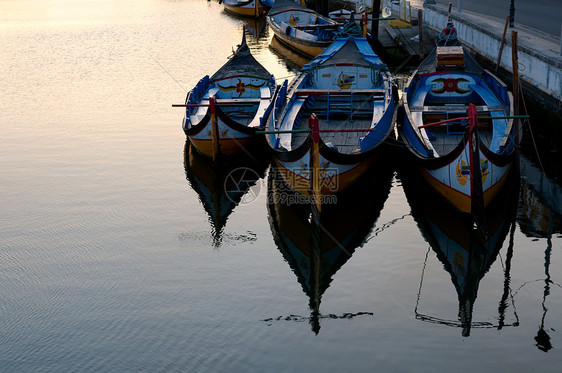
[1,1,561,372]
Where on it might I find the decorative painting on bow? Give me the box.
[456,159,470,186]
[298,160,331,179]
[337,73,355,89]
[207,128,229,138]
[480,159,489,184]
[217,78,265,98]
[456,158,490,186]
[429,76,473,97]
[299,160,309,179]
[319,161,331,177]
[288,15,300,26]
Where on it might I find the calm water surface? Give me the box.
[1,1,561,371]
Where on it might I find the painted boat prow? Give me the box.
[266,37,396,197]
[182,28,276,159]
[397,13,517,221]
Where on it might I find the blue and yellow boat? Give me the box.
[398,15,517,221]
[181,29,276,160]
[223,0,274,18]
[265,37,396,201]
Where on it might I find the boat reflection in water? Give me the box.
[222,11,268,39]
[266,162,393,334]
[517,153,562,352]
[268,33,309,70]
[401,164,520,336]
[184,141,270,246]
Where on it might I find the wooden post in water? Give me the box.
[495,16,510,74]
[511,30,520,146]
[362,12,368,38]
[371,0,381,46]
[317,0,328,17]
[418,9,424,58]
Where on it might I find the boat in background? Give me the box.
[265,37,396,204]
[398,7,517,229]
[180,28,277,160]
[223,0,274,18]
[400,162,520,336]
[267,161,393,334]
[184,141,269,247]
[267,1,362,58]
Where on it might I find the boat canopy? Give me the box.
[210,32,272,82]
[304,37,388,70]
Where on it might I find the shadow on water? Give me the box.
[399,162,521,336]
[183,140,270,247]
[265,161,394,334]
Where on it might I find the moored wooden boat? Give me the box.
[180,29,276,160]
[267,1,362,58]
[223,0,274,18]
[264,37,396,203]
[397,12,517,226]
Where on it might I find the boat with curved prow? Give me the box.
[397,8,517,230]
[223,0,274,18]
[265,37,396,202]
[267,1,361,58]
[181,28,277,160]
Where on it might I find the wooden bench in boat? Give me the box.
[214,98,262,104]
[294,23,341,30]
[296,89,385,97]
[409,104,506,112]
[295,89,385,122]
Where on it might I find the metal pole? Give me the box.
[371,0,381,44]
[511,30,520,146]
[560,23,562,56]
[457,0,462,13]
[509,0,515,28]
[418,9,425,58]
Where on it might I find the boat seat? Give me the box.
[280,97,307,130]
[189,88,220,123]
[410,104,505,112]
[260,86,271,100]
[215,98,262,104]
[296,89,385,95]
[294,28,317,41]
[248,88,275,128]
